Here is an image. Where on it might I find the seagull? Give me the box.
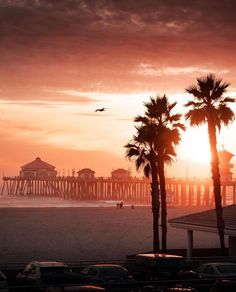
[95,108,107,112]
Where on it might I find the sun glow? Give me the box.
[179,127,211,164]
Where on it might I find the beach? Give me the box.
[0,196,221,264]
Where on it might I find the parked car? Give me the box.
[16,261,84,291]
[126,253,191,281]
[0,270,9,292]
[196,262,236,292]
[126,253,205,291]
[196,262,236,279]
[80,264,135,290]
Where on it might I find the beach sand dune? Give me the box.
[0,197,220,263]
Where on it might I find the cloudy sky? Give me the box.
[1,0,236,178]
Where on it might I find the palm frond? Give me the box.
[168,113,182,122]
[186,86,202,99]
[163,153,175,165]
[220,97,236,104]
[185,108,207,126]
[125,147,141,159]
[172,122,186,131]
[212,85,229,100]
[197,75,214,96]
[134,115,149,124]
[168,101,177,111]
[144,163,151,178]
[136,156,145,170]
[210,77,229,100]
[184,100,205,108]
[124,143,136,149]
[218,104,235,126]
[168,128,181,145]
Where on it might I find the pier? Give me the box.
[1,176,236,207]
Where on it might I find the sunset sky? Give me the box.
[1,0,236,179]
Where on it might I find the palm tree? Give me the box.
[125,124,160,251]
[185,74,235,254]
[135,95,185,251]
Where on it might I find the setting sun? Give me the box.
[179,127,211,164]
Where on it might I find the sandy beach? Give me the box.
[0,196,221,264]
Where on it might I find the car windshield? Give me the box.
[218,265,236,274]
[40,266,71,274]
[156,258,188,270]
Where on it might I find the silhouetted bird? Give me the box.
[95,108,107,112]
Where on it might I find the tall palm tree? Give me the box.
[135,95,185,250]
[185,74,235,254]
[125,124,160,251]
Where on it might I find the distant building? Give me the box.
[20,157,57,179]
[111,168,131,180]
[218,149,234,182]
[77,168,96,180]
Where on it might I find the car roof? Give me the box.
[30,261,68,267]
[202,262,236,266]
[87,264,125,268]
[136,253,183,259]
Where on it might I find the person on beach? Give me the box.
[117,201,124,209]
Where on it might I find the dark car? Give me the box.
[126,253,205,291]
[195,262,236,292]
[80,264,135,290]
[16,261,84,291]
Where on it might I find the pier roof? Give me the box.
[77,168,95,174]
[111,168,129,174]
[21,157,56,170]
[169,204,236,236]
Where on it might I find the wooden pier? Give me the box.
[1,176,236,207]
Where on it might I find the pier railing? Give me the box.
[1,176,236,207]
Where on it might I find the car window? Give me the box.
[40,266,71,274]
[196,265,205,273]
[157,258,188,270]
[24,264,33,273]
[218,265,236,274]
[204,266,215,274]
[81,267,89,275]
[88,268,97,276]
[29,267,36,275]
[99,267,128,277]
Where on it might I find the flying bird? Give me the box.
[95,108,107,112]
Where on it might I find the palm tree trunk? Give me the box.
[157,153,167,251]
[207,121,225,254]
[151,159,160,252]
